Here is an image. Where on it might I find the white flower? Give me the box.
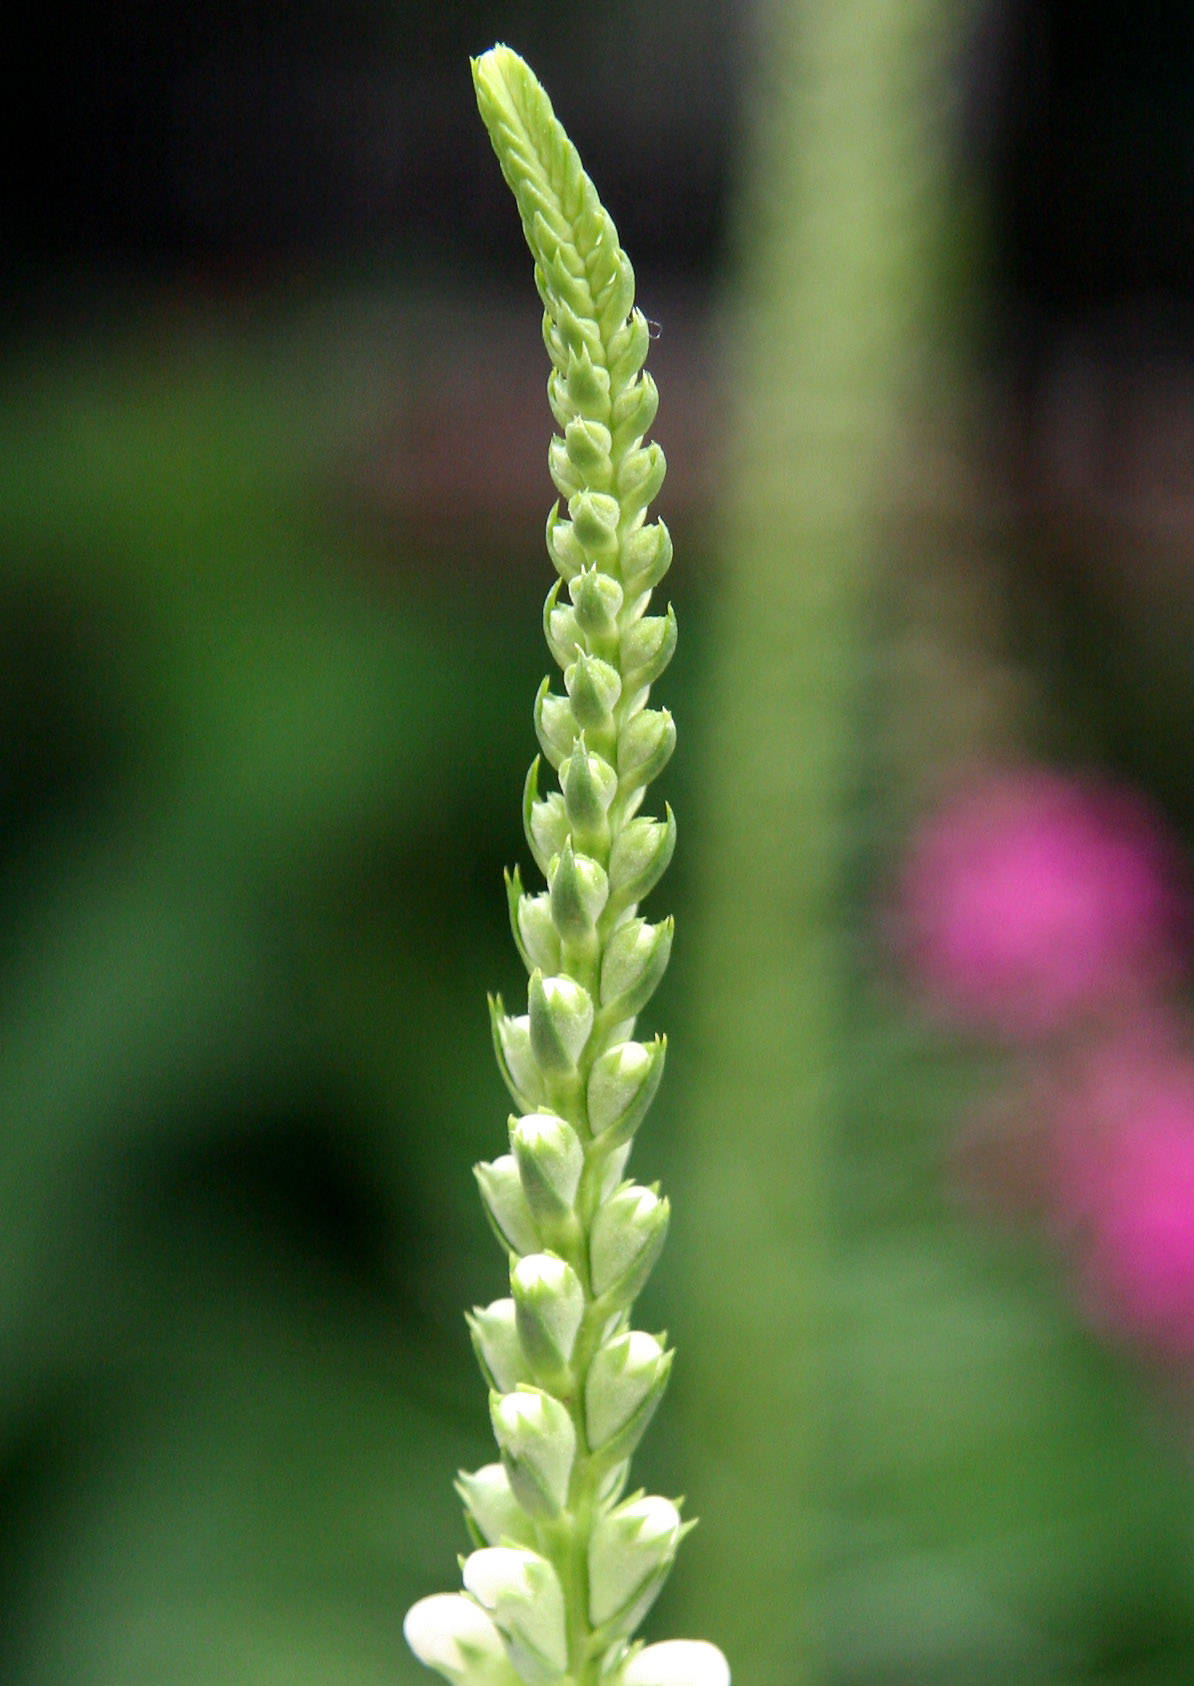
[463,1547,568,1682]
[403,1594,518,1686]
[623,1639,731,1686]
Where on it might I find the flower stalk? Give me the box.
[404,44,728,1686]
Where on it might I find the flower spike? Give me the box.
[406,46,728,1686]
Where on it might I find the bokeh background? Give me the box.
[8,2,1194,1681]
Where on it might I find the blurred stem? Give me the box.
[672,2,965,1680]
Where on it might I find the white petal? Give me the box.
[462,1545,539,1607]
[623,1639,731,1686]
[404,1593,504,1674]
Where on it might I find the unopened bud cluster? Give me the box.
[404,45,728,1686]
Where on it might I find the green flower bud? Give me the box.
[511,1252,585,1376]
[542,580,578,670]
[565,650,622,730]
[600,916,674,1019]
[526,206,561,270]
[568,489,621,565]
[546,240,587,302]
[456,1462,537,1549]
[607,807,677,913]
[610,369,659,451]
[587,1037,666,1145]
[474,1154,541,1257]
[606,308,651,385]
[524,766,569,876]
[534,678,579,769]
[528,971,594,1074]
[564,345,611,419]
[564,416,614,485]
[546,368,574,432]
[616,441,667,522]
[617,707,676,792]
[548,436,582,501]
[622,1641,731,1686]
[549,840,610,945]
[468,1298,529,1394]
[491,1385,577,1517]
[590,1184,670,1302]
[509,1111,584,1218]
[403,1594,521,1686]
[621,518,673,596]
[585,1329,672,1458]
[508,875,561,975]
[546,502,586,582]
[570,565,623,640]
[589,1493,685,1629]
[462,1547,568,1685]
[489,1001,546,1112]
[562,743,617,853]
[595,257,635,339]
[621,605,677,692]
[550,298,602,365]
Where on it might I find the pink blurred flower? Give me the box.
[1052,1032,1194,1356]
[900,769,1182,1037]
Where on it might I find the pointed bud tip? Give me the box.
[624,1493,683,1539]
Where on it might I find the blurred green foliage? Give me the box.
[662,3,1194,1683]
[0,296,556,1682]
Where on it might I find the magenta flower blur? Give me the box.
[1052,1035,1194,1356]
[901,770,1180,1036]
